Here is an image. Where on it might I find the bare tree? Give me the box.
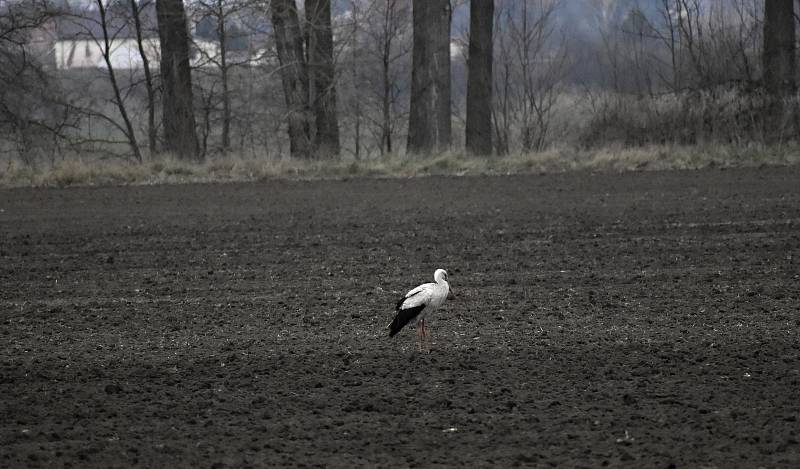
[96,0,142,162]
[763,0,795,96]
[270,0,311,158]
[340,0,410,158]
[129,0,156,155]
[215,0,232,152]
[407,0,451,154]
[192,0,252,153]
[493,0,566,153]
[196,80,216,157]
[305,0,339,157]
[341,0,364,158]
[0,0,76,165]
[194,0,235,152]
[189,0,275,156]
[377,0,410,154]
[466,0,493,155]
[157,0,200,160]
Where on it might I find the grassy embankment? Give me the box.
[1,144,799,188]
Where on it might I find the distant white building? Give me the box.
[54,37,161,70]
[50,35,270,70]
[51,37,234,70]
[28,3,269,71]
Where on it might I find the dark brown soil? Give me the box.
[2,169,799,468]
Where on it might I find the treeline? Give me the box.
[0,0,798,166]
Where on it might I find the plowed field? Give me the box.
[2,168,799,467]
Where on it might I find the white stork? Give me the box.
[388,268,454,352]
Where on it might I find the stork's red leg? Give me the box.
[425,321,431,353]
[426,322,430,353]
[421,319,425,352]
[420,319,423,353]
[421,319,429,353]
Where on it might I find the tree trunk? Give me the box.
[130,0,156,156]
[156,0,200,160]
[349,0,362,159]
[407,0,451,154]
[465,0,493,156]
[217,0,231,153]
[382,41,392,154]
[305,0,340,157]
[763,0,795,97]
[271,0,312,158]
[379,0,403,155]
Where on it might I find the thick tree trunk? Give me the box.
[763,0,795,97]
[465,0,493,156]
[271,0,312,158]
[156,0,200,160]
[305,0,340,157]
[407,0,451,154]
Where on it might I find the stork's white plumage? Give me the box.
[387,268,454,352]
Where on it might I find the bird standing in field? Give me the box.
[388,268,454,352]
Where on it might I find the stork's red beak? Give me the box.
[447,287,456,300]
